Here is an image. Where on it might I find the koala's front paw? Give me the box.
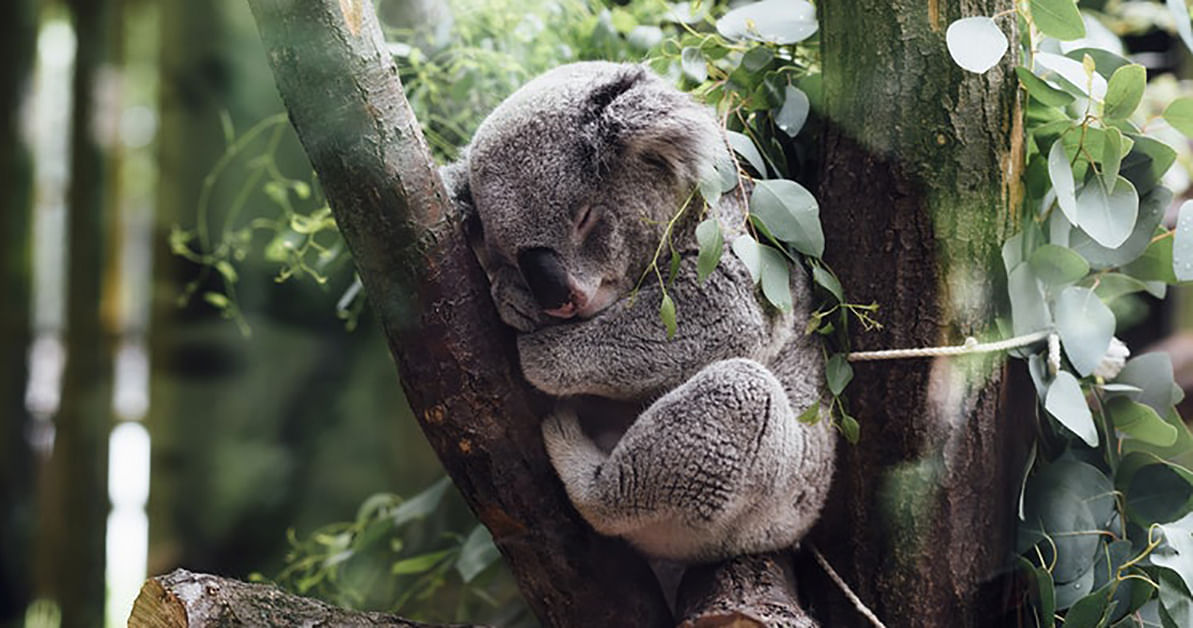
[541,404,584,463]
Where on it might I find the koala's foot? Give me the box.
[549,358,835,563]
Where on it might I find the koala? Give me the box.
[443,61,836,563]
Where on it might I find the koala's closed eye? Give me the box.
[574,205,601,240]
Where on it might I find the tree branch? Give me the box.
[243,1,670,625]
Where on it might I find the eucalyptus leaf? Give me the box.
[758,244,792,311]
[1170,0,1193,56]
[1030,0,1085,41]
[1070,187,1170,269]
[812,265,844,301]
[660,293,677,338]
[1116,353,1180,413]
[1091,273,1151,303]
[1063,588,1109,624]
[726,131,767,177]
[1045,371,1099,446]
[455,525,500,583]
[1102,127,1124,190]
[1121,135,1176,195]
[1016,66,1076,107]
[731,234,762,283]
[1174,201,1193,281]
[1075,175,1138,249]
[1054,286,1115,377]
[1009,264,1051,335]
[1035,52,1108,101]
[1029,244,1089,286]
[1108,397,1179,447]
[681,46,708,82]
[1049,139,1079,224]
[1123,236,1177,284]
[391,548,454,575]
[1165,98,1193,139]
[742,45,774,72]
[716,0,818,44]
[1124,460,1193,524]
[392,477,451,526]
[749,179,824,257]
[1104,64,1147,120]
[696,218,724,282]
[775,85,810,137]
[1065,47,1132,79]
[1022,460,1114,580]
[1158,567,1193,628]
[1154,512,1193,602]
[826,353,853,396]
[946,17,1009,74]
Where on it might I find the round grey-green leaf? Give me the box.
[1104,64,1146,120]
[715,0,817,44]
[749,179,824,257]
[1054,286,1115,377]
[1044,370,1099,446]
[1009,264,1051,335]
[946,17,1009,74]
[1076,175,1139,249]
[1029,244,1089,286]
[1164,98,1193,139]
[775,85,810,138]
[1048,139,1079,225]
[1030,0,1086,41]
[731,234,762,283]
[1107,397,1179,447]
[1174,200,1193,281]
[681,46,707,83]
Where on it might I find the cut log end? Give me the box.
[676,553,818,628]
[128,569,480,628]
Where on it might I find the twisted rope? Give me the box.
[846,330,1051,362]
[809,544,887,628]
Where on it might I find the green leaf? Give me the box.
[1076,176,1139,249]
[1090,273,1151,303]
[1117,353,1181,413]
[945,17,1009,74]
[758,244,792,311]
[1022,460,1115,581]
[826,354,853,396]
[1121,135,1177,195]
[392,477,451,526]
[1123,236,1177,284]
[1029,244,1089,286]
[1045,371,1099,446]
[839,413,860,444]
[1109,397,1179,446]
[1102,127,1124,190]
[1063,590,1108,626]
[797,400,821,424]
[1175,201,1193,281]
[1055,286,1116,377]
[391,549,454,575]
[1158,567,1193,628]
[696,219,723,282]
[1171,0,1193,56]
[1064,47,1132,78]
[726,131,767,177]
[1049,139,1079,225]
[1035,52,1108,100]
[455,525,500,583]
[659,293,677,339]
[1104,64,1146,119]
[681,46,707,82]
[812,265,844,301]
[1009,264,1051,335]
[750,179,824,257]
[742,45,774,72]
[1123,460,1193,524]
[731,234,762,283]
[203,292,229,309]
[1154,512,1193,602]
[1165,98,1193,138]
[775,85,810,137]
[1071,187,1169,270]
[716,0,818,44]
[1016,66,1075,108]
[1030,0,1086,41]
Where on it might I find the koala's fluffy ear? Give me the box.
[583,65,723,186]
[439,158,482,243]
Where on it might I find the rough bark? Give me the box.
[0,0,37,621]
[676,553,816,628]
[244,1,670,626]
[127,569,478,627]
[810,1,1030,626]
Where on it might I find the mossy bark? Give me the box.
[810,1,1031,626]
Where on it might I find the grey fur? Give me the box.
[445,61,836,563]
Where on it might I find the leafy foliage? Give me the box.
[255,478,530,625]
[947,1,1193,624]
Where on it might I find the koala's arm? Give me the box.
[518,254,782,399]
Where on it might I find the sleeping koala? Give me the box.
[443,61,836,563]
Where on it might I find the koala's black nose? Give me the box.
[517,247,572,311]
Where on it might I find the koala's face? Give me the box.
[466,62,721,327]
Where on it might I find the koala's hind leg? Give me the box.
[542,358,801,560]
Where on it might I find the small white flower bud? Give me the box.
[1094,337,1130,380]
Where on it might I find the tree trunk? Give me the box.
[244,1,671,626]
[0,0,38,622]
[34,0,118,624]
[810,1,1030,626]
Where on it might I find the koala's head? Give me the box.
[465,62,725,322]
